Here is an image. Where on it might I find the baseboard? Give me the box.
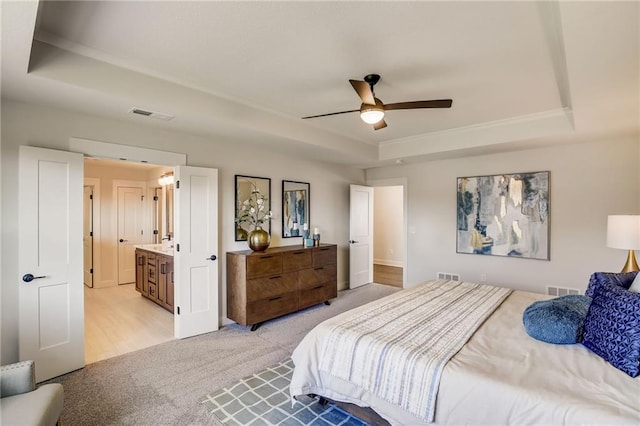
[373,259,403,268]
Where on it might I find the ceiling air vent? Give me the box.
[129,108,174,121]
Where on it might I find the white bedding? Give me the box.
[290,285,640,425]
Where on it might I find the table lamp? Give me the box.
[607,215,640,272]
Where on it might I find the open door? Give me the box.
[19,146,85,382]
[349,184,374,289]
[174,165,219,338]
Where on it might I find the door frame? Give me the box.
[366,178,408,287]
[83,178,103,287]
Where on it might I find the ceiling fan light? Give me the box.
[360,107,385,124]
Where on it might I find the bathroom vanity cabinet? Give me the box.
[135,246,174,313]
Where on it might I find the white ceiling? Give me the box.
[1,1,638,168]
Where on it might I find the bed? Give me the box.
[290,280,640,425]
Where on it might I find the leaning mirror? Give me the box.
[235,175,271,241]
[282,180,310,238]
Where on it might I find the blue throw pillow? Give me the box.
[585,271,637,298]
[582,280,640,377]
[523,295,592,344]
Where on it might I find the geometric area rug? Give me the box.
[202,358,369,426]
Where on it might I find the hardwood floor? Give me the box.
[373,264,403,288]
[84,283,174,364]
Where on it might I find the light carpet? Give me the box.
[44,283,398,425]
[202,358,367,426]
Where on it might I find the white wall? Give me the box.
[373,186,404,267]
[1,100,364,364]
[367,137,640,293]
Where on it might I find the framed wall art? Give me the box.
[456,171,549,260]
[235,175,271,241]
[282,180,309,238]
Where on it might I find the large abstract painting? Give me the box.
[457,171,549,260]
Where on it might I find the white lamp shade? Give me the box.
[360,108,385,124]
[607,215,640,250]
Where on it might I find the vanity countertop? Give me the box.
[135,244,174,256]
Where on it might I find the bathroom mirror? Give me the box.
[282,180,310,238]
[235,175,271,241]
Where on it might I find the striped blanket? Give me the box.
[318,280,512,422]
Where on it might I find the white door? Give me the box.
[349,184,374,288]
[174,166,219,338]
[83,185,94,287]
[117,186,144,284]
[19,146,85,382]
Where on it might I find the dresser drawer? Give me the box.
[313,245,336,266]
[246,272,297,302]
[246,291,298,324]
[299,263,337,289]
[282,250,312,272]
[247,254,282,278]
[299,282,336,309]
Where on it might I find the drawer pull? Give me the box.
[269,296,282,301]
[259,255,274,259]
[313,285,323,290]
[293,251,305,255]
[137,257,144,266]
[320,248,330,251]
[269,275,282,280]
[314,267,324,271]
[160,264,166,274]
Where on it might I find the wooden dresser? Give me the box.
[227,244,337,330]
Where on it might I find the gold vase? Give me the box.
[248,226,270,251]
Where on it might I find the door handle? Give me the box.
[22,273,46,283]
[119,239,128,243]
[206,255,217,261]
[349,240,359,244]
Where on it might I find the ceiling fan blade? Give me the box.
[373,119,387,130]
[301,109,359,119]
[349,80,375,105]
[384,99,453,110]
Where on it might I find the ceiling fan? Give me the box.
[302,74,453,130]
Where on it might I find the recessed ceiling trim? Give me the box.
[378,108,574,161]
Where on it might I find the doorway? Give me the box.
[19,143,220,381]
[84,159,174,364]
[368,178,407,288]
[373,185,404,287]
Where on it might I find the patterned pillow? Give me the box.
[582,281,640,377]
[523,295,592,344]
[585,271,637,298]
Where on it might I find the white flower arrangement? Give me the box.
[236,182,272,229]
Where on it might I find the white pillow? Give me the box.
[629,272,640,293]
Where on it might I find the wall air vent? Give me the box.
[437,272,460,281]
[129,108,174,121]
[547,286,580,296]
